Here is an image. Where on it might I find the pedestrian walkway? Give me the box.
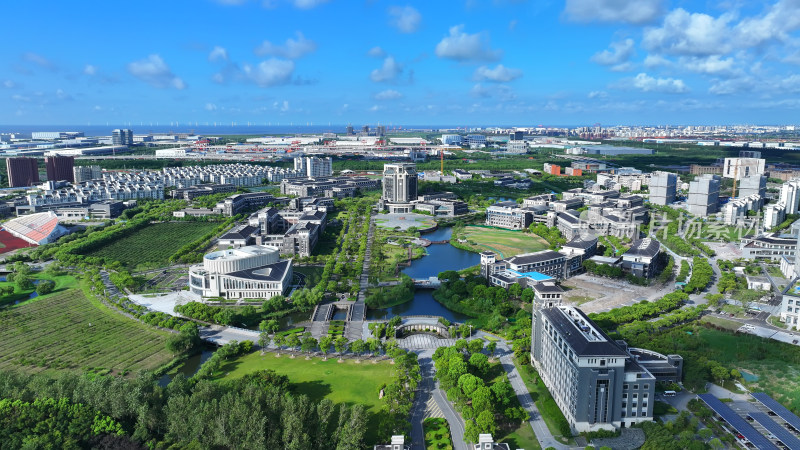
[398,334,455,349]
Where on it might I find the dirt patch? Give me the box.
[562,273,674,313]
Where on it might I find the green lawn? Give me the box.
[0,274,77,308]
[218,351,394,444]
[294,266,325,287]
[424,418,454,450]
[513,359,574,445]
[700,316,742,331]
[459,226,548,258]
[85,221,221,269]
[499,423,541,450]
[0,287,174,375]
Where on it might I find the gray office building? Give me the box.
[687,174,720,216]
[648,171,677,206]
[112,129,133,146]
[737,174,767,199]
[382,163,418,203]
[532,305,660,432]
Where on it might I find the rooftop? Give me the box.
[205,245,278,261]
[541,306,628,357]
[506,250,565,266]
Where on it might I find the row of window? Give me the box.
[623,383,649,390]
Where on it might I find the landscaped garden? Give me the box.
[84,221,221,269]
[424,417,454,450]
[0,288,175,374]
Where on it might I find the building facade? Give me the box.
[382,163,418,203]
[6,157,40,187]
[294,156,333,177]
[45,156,75,182]
[112,129,133,146]
[188,246,292,299]
[649,171,677,206]
[73,165,102,183]
[687,174,720,217]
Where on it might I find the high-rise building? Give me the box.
[648,171,677,206]
[5,157,40,187]
[382,163,418,203]
[531,304,663,432]
[723,157,765,180]
[737,174,766,198]
[362,125,370,135]
[73,165,102,183]
[45,156,75,182]
[112,129,133,146]
[780,180,800,214]
[293,156,332,178]
[687,174,720,216]
[376,125,386,136]
[346,124,354,135]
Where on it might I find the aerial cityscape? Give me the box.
[3,1,800,450]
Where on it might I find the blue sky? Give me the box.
[3,0,800,126]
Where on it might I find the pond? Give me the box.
[366,227,480,322]
[158,348,216,387]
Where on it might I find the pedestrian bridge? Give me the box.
[413,277,440,288]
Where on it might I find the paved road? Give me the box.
[199,324,261,345]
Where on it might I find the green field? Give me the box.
[85,221,220,268]
[424,418,454,450]
[0,288,174,375]
[0,274,77,308]
[459,226,549,258]
[218,352,394,443]
[499,423,541,450]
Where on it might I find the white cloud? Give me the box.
[625,72,688,93]
[643,9,734,56]
[205,103,218,111]
[56,89,72,101]
[127,54,186,89]
[709,77,754,95]
[293,0,328,9]
[212,73,225,83]
[679,55,737,76]
[209,46,229,62]
[274,100,290,112]
[644,54,672,69]
[374,89,403,100]
[255,32,317,59]
[588,91,609,99]
[3,80,16,88]
[591,39,635,66]
[435,25,502,62]
[367,46,386,58]
[735,0,800,48]
[369,104,383,112]
[370,56,403,82]
[83,64,97,76]
[243,58,295,86]
[473,64,522,82]
[22,52,55,70]
[563,0,664,24]
[389,6,421,33]
[470,83,515,100]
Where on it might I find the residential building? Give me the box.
[531,305,660,432]
[281,176,379,198]
[780,179,800,214]
[374,435,411,450]
[382,163,418,203]
[294,156,333,177]
[620,238,662,278]
[112,129,133,146]
[44,156,74,182]
[649,171,677,206]
[722,194,763,225]
[6,157,40,187]
[73,165,102,183]
[764,203,786,229]
[723,157,765,179]
[188,246,292,300]
[687,174,720,216]
[543,163,561,175]
[780,293,800,331]
[737,175,767,198]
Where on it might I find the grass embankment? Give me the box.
[0,274,77,307]
[455,226,548,258]
[513,359,574,445]
[0,287,174,375]
[217,351,394,443]
[499,424,541,450]
[84,221,220,268]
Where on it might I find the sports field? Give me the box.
[0,288,174,375]
[85,221,220,268]
[0,229,34,254]
[220,352,394,443]
[459,226,549,258]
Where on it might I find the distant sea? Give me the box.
[0,124,485,137]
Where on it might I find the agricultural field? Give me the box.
[457,226,548,258]
[85,221,220,269]
[0,289,174,375]
[219,352,394,443]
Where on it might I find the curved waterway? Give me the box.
[366,227,479,322]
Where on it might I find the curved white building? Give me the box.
[189,246,292,300]
[3,212,66,245]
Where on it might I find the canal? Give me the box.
[366,227,479,322]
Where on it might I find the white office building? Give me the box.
[294,156,333,177]
[188,246,292,300]
[440,134,463,146]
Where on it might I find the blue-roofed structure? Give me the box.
[752,393,800,434]
[698,394,779,450]
[749,412,800,449]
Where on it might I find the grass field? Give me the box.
[85,221,220,268]
[499,423,541,450]
[700,316,743,331]
[0,274,77,308]
[424,418,454,450]
[514,358,574,445]
[0,288,174,375]
[218,352,394,443]
[459,226,548,258]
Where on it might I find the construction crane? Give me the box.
[440,148,444,174]
[732,162,739,199]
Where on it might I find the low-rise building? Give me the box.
[485,201,532,230]
[621,238,662,278]
[740,233,797,260]
[188,246,292,300]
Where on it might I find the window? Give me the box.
[643,402,648,408]
[643,393,648,398]
[632,411,637,417]
[644,384,649,389]
[622,411,626,417]
[633,394,638,398]
[623,384,629,390]
[622,394,628,399]
[622,402,627,408]
[633,384,639,389]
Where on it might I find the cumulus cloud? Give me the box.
[243,58,295,87]
[3,80,16,88]
[588,90,609,99]
[624,72,688,93]
[205,103,218,111]
[367,46,386,58]
[435,25,502,62]
[370,56,403,82]
[643,9,735,56]
[709,77,755,95]
[127,54,186,89]
[680,55,737,76]
[735,0,800,48]
[209,46,229,62]
[473,64,522,82]
[256,32,317,59]
[83,64,97,76]
[563,0,663,24]
[591,39,635,66]
[374,89,403,100]
[644,54,672,69]
[470,83,516,100]
[389,6,421,33]
[22,52,56,70]
[293,0,328,9]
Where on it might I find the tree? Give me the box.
[367,338,381,356]
[471,386,493,413]
[475,410,496,436]
[487,341,497,358]
[258,331,271,354]
[468,353,490,376]
[301,333,318,354]
[509,283,522,299]
[286,333,301,352]
[698,428,712,440]
[350,339,366,358]
[35,280,55,296]
[457,373,484,396]
[15,275,33,291]
[521,288,535,303]
[468,339,484,354]
[319,336,333,359]
[709,438,724,449]
[455,339,468,352]
[334,336,349,356]
[259,319,279,334]
[274,335,287,352]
